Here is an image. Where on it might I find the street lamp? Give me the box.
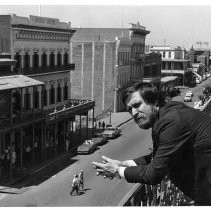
[107,108,112,127]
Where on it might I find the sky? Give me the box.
[1,0,211,48]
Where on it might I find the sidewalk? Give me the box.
[1,112,132,189]
[98,111,132,128]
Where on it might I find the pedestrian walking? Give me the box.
[102,121,105,130]
[93,82,211,206]
[70,174,80,196]
[79,170,84,191]
[98,121,101,129]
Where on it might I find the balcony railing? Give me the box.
[13,63,75,75]
[118,178,193,206]
[117,98,211,206]
[46,99,95,123]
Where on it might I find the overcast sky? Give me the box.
[1,1,211,48]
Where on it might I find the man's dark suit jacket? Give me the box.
[124,101,211,205]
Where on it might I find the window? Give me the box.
[169,52,171,58]
[57,84,61,102]
[42,52,47,67]
[15,52,21,68]
[63,82,68,100]
[162,62,165,69]
[168,62,171,70]
[163,52,166,58]
[64,52,68,65]
[57,52,61,66]
[50,52,55,66]
[24,52,30,69]
[34,90,39,108]
[50,85,55,105]
[24,93,30,109]
[33,52,39,67]
[44,88,47,106]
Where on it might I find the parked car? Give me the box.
[186,91,193,97]
[77,140,98,154]
[101,127,121,139]
[91,136,108,146]
[194,101,203,110]
[184,95,192,102]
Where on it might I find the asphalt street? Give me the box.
[0,77,211,206]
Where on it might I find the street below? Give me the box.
[0,77,211,206]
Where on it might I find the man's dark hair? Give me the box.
[122,82,166,107]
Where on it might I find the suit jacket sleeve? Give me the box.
[124,117,193,185]
[133,154,152,165]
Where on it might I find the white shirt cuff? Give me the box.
[117,166,126,178]
[125,160,137,167]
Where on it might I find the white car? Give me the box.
[186,91,193,97]
[184,95,192,102]
[194,101,203,110]
[102,127,121,139]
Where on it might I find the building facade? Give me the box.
[0,14,95,181]
[149,46,191,86]
[70,23,153,116]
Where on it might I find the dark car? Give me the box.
[77,140,98,154]
[91,136,108,146]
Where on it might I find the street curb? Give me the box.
[117,117,133,128]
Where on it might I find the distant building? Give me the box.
[149,45,191,86]
[143,52,161,86]
[188,43,210,72]
[70,22,152,115]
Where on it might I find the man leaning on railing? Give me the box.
[93,82,211,206]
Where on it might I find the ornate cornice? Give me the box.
[14,28,71,42]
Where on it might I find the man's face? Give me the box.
[125,91,158,129]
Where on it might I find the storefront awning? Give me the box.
[0,75,44,91]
